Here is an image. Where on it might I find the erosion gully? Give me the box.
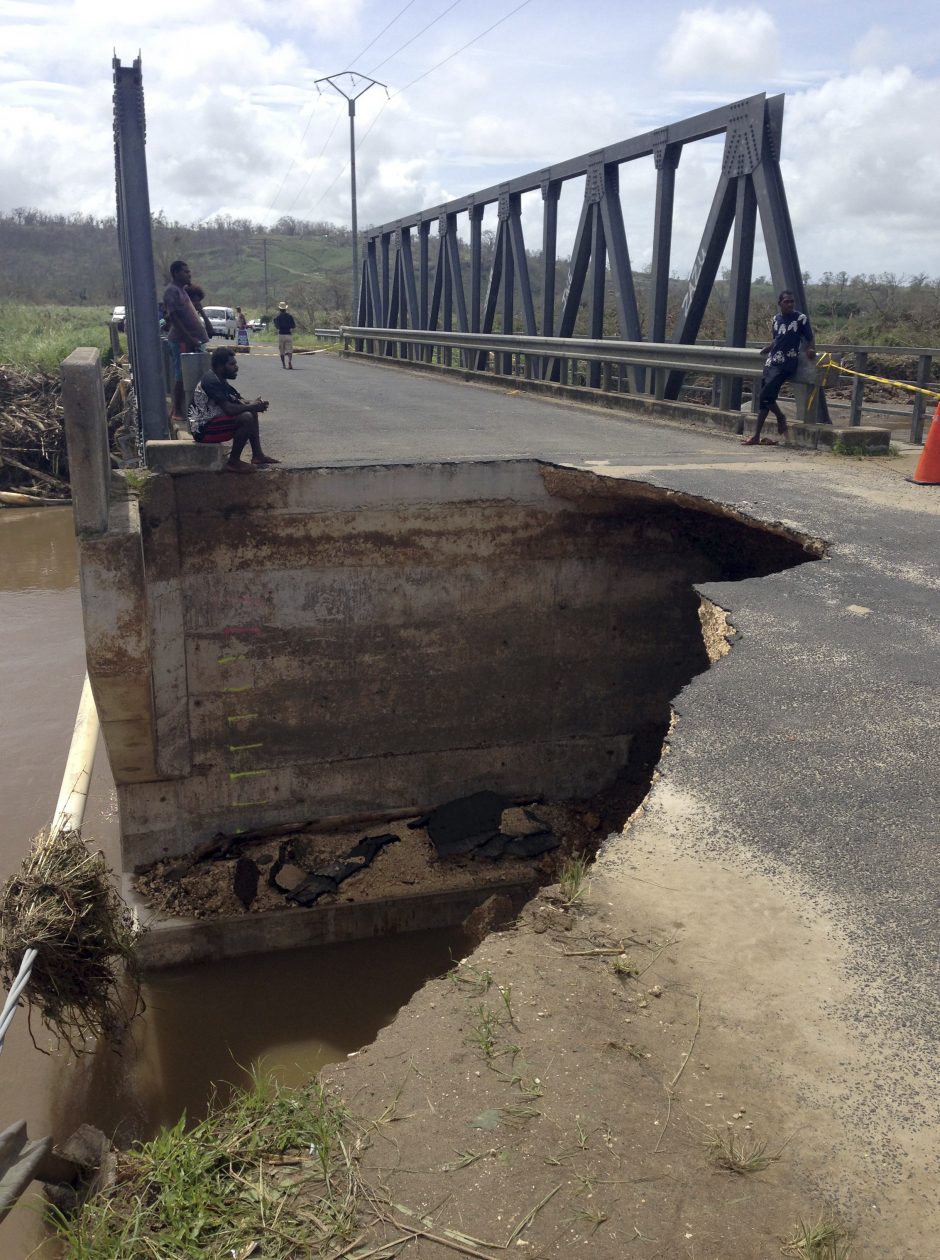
[0,485,816,1255]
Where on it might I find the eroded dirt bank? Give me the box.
[323,820,936,1260]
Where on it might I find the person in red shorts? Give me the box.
[188,347,281,473]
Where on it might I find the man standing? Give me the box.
[744,290,815,446]
[188,347,281,473]
[163,260,210,420]
[273,301,296,369]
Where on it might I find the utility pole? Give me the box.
[263,237,269,311]
[315,72,386,318]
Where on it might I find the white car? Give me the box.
[203,306,236,339]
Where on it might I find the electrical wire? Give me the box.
[292,0,466,214]
[358,0,533,150]
[267,91,334,216]
[366,0,463,76]
[297,0,534,220]
[272,0,424,216]
[348,0,420,65]
[285,113,344,214]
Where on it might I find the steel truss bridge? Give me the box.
[111,62,834,441]
[356,93,811,411]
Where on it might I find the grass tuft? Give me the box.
[557,854,590,908]
[705,1128,775,1174]
[448,962,494,995]
[783,1215,854,1259]
[466,1003,500,1060]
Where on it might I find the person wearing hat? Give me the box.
[272,301,297,369]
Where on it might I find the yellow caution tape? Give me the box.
[816,352,940,402]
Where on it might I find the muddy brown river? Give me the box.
[0,507,459,1255]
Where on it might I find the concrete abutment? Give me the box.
[62,356,821,962]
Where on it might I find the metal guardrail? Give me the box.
[340,326,812,423]
[340,327,936,443]
[341,326,764,376]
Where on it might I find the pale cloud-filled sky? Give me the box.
[2,0,940,279]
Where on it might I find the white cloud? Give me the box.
[2,1,940,279]
[660,6,779,83]
[783,67,940,273]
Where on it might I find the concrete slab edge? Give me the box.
[126,873,536,969]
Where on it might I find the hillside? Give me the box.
[4,210,940,347]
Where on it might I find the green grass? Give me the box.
[49,1068,362,1259]
[831,434,893,457]
[557,854,590,908]
[0,301,112,373]
[705,1127,775,1174]
[783,1215,854,1259]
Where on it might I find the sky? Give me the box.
[3,0,940,281]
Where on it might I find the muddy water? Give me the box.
[0,509,461,1255]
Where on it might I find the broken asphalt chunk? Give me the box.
[233,857,259,909]
[348,833,401,863]
[426,791,511,856]
[286,875,338,907]
[315,859,365,884]
[504,831,560,859]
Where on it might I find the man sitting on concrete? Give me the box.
[188,347,281,473]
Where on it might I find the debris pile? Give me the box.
[0,362,132,502]
[0,827,141,1053]
[133,794,582,923]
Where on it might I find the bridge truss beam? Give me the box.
[358,93,821,411]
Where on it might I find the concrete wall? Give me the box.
[74,458,811,872]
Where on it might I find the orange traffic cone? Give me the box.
[910,402,940,485]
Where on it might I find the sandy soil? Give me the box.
[321,838,935,1260]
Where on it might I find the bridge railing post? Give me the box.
[911,354,931,443]
[849,351,867,426]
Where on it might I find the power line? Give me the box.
[359,0,534,148]
[267,93,327,215]
[348,0,420,64]
[366,0,463,76]
[305,0,534,220]
[282,0,473,219]
[272,0,430,217]
[285,113,344,214]
[391,0,533,98]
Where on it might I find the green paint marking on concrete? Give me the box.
[229,769,269,780]
[232,800,270,808]
[229,742,264,752]
[223,684,252,693]
[218,654,245,665]
[226,713,258,724]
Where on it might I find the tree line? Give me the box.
[3,208,940,346]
